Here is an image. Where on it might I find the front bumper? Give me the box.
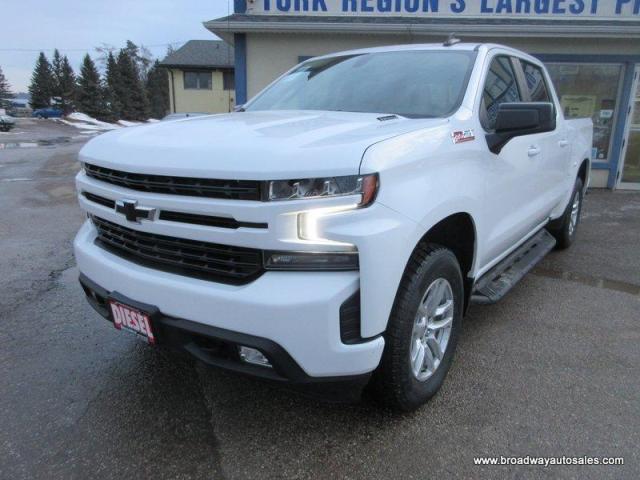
[74,220,385,379]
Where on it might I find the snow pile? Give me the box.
[58,119,117,131]
[58,113,158,133]
[68,112,120,128]
[117,120,141,127]
[60,113,120,132]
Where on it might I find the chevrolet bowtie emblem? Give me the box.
[115,199,156,223]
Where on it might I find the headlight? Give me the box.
[267,173,378,206]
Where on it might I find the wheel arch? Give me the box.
[412,212,477,315]
[577,158,589,190]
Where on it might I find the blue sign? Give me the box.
[254,0,640,17]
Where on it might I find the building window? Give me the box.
[481,56,521,131]
[546,63,623,162]
[522,62,551,103]
[621,74,640,184]
[223,71,235,91]
[184,71,212,90]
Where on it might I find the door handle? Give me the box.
[527,146,541,157]
[559,139,569,148]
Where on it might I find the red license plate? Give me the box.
[108,300,156,344]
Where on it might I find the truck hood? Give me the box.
[79,110,447,179]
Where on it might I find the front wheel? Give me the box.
[372,244,463,411]
[547,177,584,250]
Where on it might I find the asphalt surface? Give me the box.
[1,118,639,479]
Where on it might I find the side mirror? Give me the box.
[486,102,555,154]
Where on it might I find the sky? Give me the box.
[1,0,234,93]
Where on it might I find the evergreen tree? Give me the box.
[51,49,63,107]
[104,51,122,120]
[145,61,169,119]
[77,54,107,120]
[114,50,134,119]
[0,66,14,110]
[28,52,54,109]
[50,49,76,113]
[57,56,77,115]
[116,49,149,121]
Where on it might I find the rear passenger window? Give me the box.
[481,57,521,131]
[522,61,551,102]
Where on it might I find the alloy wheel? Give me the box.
[410,278,454,381]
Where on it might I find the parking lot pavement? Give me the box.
[1,123,638,479]
[0,117,87,144]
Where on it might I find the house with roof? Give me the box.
[161,40,235,114]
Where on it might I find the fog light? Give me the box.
[263,251,358,271]
[238,346,272,368]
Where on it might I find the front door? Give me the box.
[479,55,547,268]
[619,67,640,189]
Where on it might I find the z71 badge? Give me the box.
[451,129,475,144]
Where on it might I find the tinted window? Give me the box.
[522,61,551,102]
[247,50,476,118]
[482,57,521,130]
[184,71,212,90]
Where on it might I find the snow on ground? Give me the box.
[117,120,141,127]
[58,119,118,132]
[68,112,120,129]
[55,113,157,134]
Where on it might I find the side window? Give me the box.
[481,56,521,131]
[522,61,551,102]
[184,71,212,90]
[184,71,198,89]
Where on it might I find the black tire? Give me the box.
[547,177,583,250]
[372,243,464,411]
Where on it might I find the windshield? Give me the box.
[246,50,476,118]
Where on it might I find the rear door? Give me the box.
[518,59,570,213]
[479,54,548,268]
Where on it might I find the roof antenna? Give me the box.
[444,33,461,47]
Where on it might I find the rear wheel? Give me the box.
[547,177,583,250]
[373,244,463,411]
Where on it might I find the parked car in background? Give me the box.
[74,43,593,411]
[32,107,63,119]
[7,99,32,117]
[0,114,16,132]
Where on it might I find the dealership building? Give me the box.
[206,0,640,189]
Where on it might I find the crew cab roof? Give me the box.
[304,42,541,65]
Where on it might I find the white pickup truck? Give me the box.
[74,42,592,410]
